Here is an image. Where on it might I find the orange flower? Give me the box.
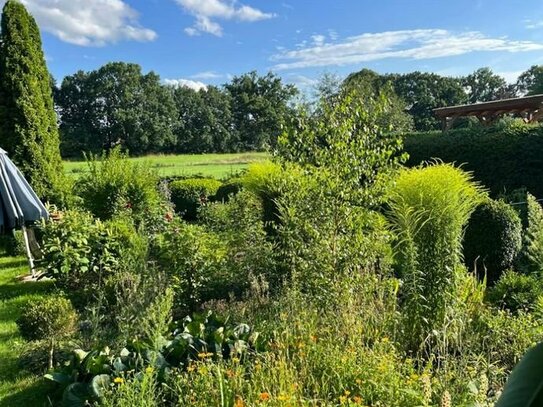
[234,396,245,407]
[259,392,271,402]
[353,395,363,404]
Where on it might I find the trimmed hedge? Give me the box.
[212,178,242,203]
[170,178,222,220]
[403,123,543,198]
[463,199,522,285]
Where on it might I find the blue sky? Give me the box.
[10,0,543,91]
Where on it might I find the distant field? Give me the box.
[64,152,269,179]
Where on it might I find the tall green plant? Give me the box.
[0,0,69,205]
[517,193,543,274]
[388,163,485,350]
[276,89,404,302]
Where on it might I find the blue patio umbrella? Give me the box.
[0,148,48,274]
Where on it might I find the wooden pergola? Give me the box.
[434,94,543,130]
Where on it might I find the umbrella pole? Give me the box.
[21,225,35,277]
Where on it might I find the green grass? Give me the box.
[0,256,54,406]
[64,152,270,179]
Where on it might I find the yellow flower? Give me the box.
[145,366,154,374]
[198,352,207,359]
[232,357,240,364]
[278,393,288,401]
[113,377,124,384]
[259,392,271,402]
[187,364,196,372]
[355,378,362,385]
[344,390,351,396]
[339,395,347,404]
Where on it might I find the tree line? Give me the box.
[55,63,543,157]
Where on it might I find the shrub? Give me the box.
[463,199,522,284]
[211,178,242,203]
[403,123,543,198]
[388,163,485,350]
[169,178,222,220]
[517,193,543,274]
[17,296,77,369]
[200,190,277,294]
[0,230,26,256]
[487,270,543,313]
[76,147,163,222]
[154,220,226,312]
[38,210,146,308]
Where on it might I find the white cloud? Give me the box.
[525,19,543,29]
[10,0,157,46]
[191,71,222,79]
[271,29,543,70]
[311,34,325,46]
[175,0,274,37]
[164,78,208,91]
[285,73,317,90]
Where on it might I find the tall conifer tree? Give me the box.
[0,0,67,204]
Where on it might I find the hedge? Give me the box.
[463,199,522,285]
[170,178,222,220]
[403,123,543,198]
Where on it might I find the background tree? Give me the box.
[516,65,543,96]
[0,0,68,204]
[226,71,297,150]
[57,62,178,156]
[390,72,467,131]
[172,85,233,153]
[463,67,510,103]
[343,69,413,132]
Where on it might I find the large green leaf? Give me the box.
[496,342,543,407]
[61,383,91,407]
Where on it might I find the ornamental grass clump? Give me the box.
[388,163,485,351]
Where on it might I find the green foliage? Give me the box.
[487,270,543,313]
[17,296,77,370]
[464,199,522,284]
[76,147,164,222]
[57,62,178,156]
[17,296,77,342]
[211,178,242,202]
[346,70,467,131]
[154,220,226,312]
[517,193,543,274]
[275,90,403,301]
[0,0,69,205]
[169,178,222,220]
[463,67,512,103]
[38,210,146,307]
[173,85,234,153]
[48,311,260,405]
[226,71,298,150]
[388,163,485,350]
[495,342,543,407]
[516,65,543,96]
[200,190,277,293]
[403,124,543,198]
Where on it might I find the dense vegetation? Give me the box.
[0,0,68,205]
[2,1,543,406]
[54,57,543,157]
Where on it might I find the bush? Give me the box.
[169,178,222,220]
[487,270,543,313]
[76,147,163,222]
[517,193,543,274]
[0,230,26,256]
[154,220,226,312]
[388,163,485,350]
[403,123,543,198]
[17,296,77,369]
[463,199,522,284]
[38,210,146,308]
[200,190,277,294]
[211,178,242,203]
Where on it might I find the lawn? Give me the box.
[63,152,269,179]
[0,256,54,406]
